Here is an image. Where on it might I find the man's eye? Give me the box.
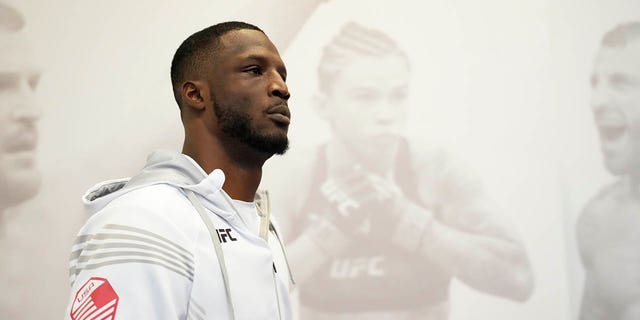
[0,78,18,92]
[245,67,262,75]
[29,74,41,90]
[391,88,408,101]
[612,75,640,91]
[351,90,379,101]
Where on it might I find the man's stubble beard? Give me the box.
[0,167,41,212]
[212,97,289,156]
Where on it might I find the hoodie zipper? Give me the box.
[273,268,283,320]
[222,190,288,319]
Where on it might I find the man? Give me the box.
[577,22,640,320]
[0,3,42,316]
[265,22,534,320]
[65,21,294,320]
[0,2,41,216]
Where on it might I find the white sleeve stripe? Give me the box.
[73,231,193,264]
[73,258,194,281]
[70,241,194,271]
[95,231,192,260]
[73,234,92,246]
[188,299,206,320]
[69,241,194,279]
[189,311,204,320]
[71,250,194,278]
[188,308,204,320]
[104,224,191,256]
[190,299,206,316]
[71,224,193,259]
[188,309,204,320]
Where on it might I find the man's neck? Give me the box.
[220,165,263,202]
[182,135,267,202]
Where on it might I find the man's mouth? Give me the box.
[4,131,38,153]
[595,111,627,141]
[266,103,291,126]
[598,123,627,141]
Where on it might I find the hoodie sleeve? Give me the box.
[64,202,195,320]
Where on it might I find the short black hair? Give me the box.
[170,21,264,107]
[318,22,410,94]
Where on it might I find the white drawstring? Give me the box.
[187,189,295,320]
[257,190,296,286]
[186,191,236,320]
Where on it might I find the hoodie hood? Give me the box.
[83,150,230,219]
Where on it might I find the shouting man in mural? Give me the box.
[264,20,534,320]
[0,3,41,218]
[578,22,640,320]
[0,3,43,318]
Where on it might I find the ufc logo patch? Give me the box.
[216,228,237,243]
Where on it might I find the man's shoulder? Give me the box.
[80,184,201,243]
[111,183,189,208]
[579,179,625,220]
[577,179,625,238]
[575,180,628,263]
[67,184,201,309]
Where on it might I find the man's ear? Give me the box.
[181,80,209,111]
[312,93,330,121]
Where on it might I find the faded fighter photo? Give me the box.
[577,21,640,320]
[266,21,534,320]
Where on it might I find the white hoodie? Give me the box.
[65,151,294,320]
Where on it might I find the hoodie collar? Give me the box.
[83,150,229,218]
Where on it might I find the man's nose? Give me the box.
[591,83,616,114]
[268,72,290,100]
[11,82,41,122]
[375,102,397,125]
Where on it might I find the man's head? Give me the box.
[171,21,290,157]
[315,23,410,158]
[0,3,41,210]
[591,22,640,177]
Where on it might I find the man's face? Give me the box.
[323,55,410,155]
[0,32,41,208]
[590,42,640,176]
[207,29,290,155]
